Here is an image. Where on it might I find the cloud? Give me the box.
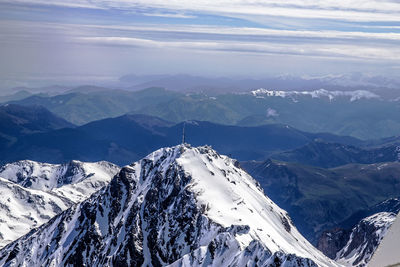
[266,108,279,117]
[141,12,196,19]
[87,24,400,41]
[1,0,103,9]
[6,0,400,22]
[75,35,400,61]
[5,19,400,44]
[3,19,400,61]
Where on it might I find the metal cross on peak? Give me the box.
[182,121,186,144]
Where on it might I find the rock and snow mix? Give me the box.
[0,145,339,267]
[335,212,396,267]
[0,160,119,248]
[368,211,400,267]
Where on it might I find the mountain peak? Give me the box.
[0,145,337,266]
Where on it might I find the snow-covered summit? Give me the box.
[251,88,380,102]
[0,145,339,266]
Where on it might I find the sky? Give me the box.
[1,0,400,88]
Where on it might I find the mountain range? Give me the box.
[0,139,397,266]
[120,73,400,93]
[0,110,363,166]
[7,73,400,95]
[0,99,399,266]
[6,87,180,125]
[4,85,400,139]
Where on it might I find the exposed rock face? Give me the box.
[317,228,351,259]
[0,145,338,267]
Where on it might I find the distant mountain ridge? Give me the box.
[7,73,400,95]
[271,141,399,168]
[121,73,400,93]
[7,86,400,139]
[0,113,362,165]
[0,104,74,150]
[8,87,180,125]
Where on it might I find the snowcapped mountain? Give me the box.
[334,212,396,267]
[251,88,380,102]
[0,145,339,267]
[0,160,119,202]
[0,160,119,248]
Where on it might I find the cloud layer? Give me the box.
[1,0,399,87]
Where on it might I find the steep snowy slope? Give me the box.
[0,145,339,267]
[335,212,396,267]
[0,160,119,248]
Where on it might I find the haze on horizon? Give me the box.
[1,0,400,88]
